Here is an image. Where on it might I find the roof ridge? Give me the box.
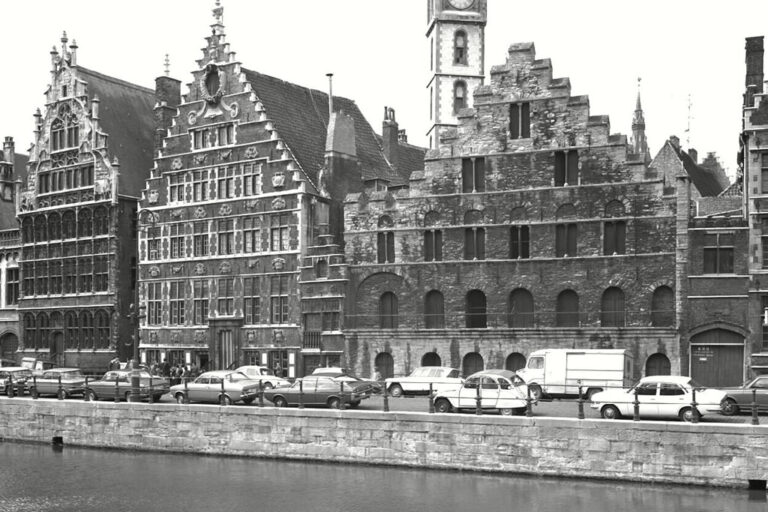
[75,66,154,96]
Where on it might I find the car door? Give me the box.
[658,382,687,417]
[94,372,117,398]
[300,377,319,405]
[746,377,768,413]
[623,382,658,417]
[38,371,55,395]
[403,368,425,394]
[457,376,481,409]
[205,377,222,402]
[480,376,501,409]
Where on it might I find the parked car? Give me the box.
[233,365,290,389]
[264,376,374,409]
[86,370,170,402]
[384,366,463,397]
[311,367,383,394]
[0,367,33,396]
[590,376,727,422]
[29,368,87,399]
[170,371,261,405]
[20,357,58,377]
[432,370,530,415]
[721,375,768,415]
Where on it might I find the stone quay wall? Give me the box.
[0,398,766,488]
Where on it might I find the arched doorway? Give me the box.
[375,352,394,379]
[645,353,671,376]
[690,329,743,387]
[505,352,526,372]
[462,352,483,377]
[0,333,18,363]
[421,352,441,367]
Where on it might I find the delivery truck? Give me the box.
[516,349,633,400]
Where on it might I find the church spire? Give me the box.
[631,77,649,162]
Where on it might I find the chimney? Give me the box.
[3,137,14,164]
[154,63,182,153]
[398,129,408,144]
[688,148,698,164]
[382,106,399,169]
[745,36,764,107]
[669,135,680,151]
[326,73,334,117]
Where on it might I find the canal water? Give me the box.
[0,442,764,512]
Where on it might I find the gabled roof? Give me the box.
[241,69,397,187]
[76,66,155,198]
[673,144,725,197]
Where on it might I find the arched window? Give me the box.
[601,287,626,327]
[505,352,526,372]
[34,215,47,243]
[377,215,395,264]
[78,208,92,238]
[62,210,76,239]
[424,211,442,262]
[22,218,34,243]
[48,212,61,240]
[375,352,394,379]
[379,292,398,329]
[645,353,671,376]
[555,290,579,327]
[651,286,674,327]
[93,206,109,236]
[95,310,111,349]
[465,289,487,328]
[80,311,94,349]
[36,312,50,350]
[421,352,442,367]
[51,118,65,151]
[65,312,78,349]
[508,288,534,328]
[454,30,468,65]
[316,259,328,279]
[51,105,79,150]
[424,290,445,329]
[462,352,484,377]
[464,210,485,260]
[454,80,467,114]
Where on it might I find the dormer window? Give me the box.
[454,31,468,65]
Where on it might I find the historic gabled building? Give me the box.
[16,34,155,373]
[0,137,26,363]
[137,3,421,376]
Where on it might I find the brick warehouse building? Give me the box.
[136,4,422,376]
[16,34,155,373]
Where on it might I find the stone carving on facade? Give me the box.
[201,63,224,105]
[194,153,207,166]
[219,261,232,274]
[247,259,259,270]
[271,197,286,210]
[244,200,258,211]
[272,172,285,188]
[148,190,159,204]
[218,204,232,216]
[94,179,111,200]
[219,149,232,161]
[170,209,185,219]
[193,263,206,275]
[221,101,239,119]
[170,331,182,344]
[172,265,183,275]
[194,330,207,344]
[246,331,256,346]
[194,207,207,219]
[171,158,183,170]
[244,146,258,159]
[20,192,36,211]
[187,110,199,126]
[149,331,159,344]
[272,257,285,271]
[148,266,160,278]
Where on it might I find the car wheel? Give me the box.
[679,407,695,422]
[328,397,341,409]
[721,398,739,416]
[242,397,255,405]
[528,385,543,401]
[152,394,165,402]
[434,398,452,413]
[389,384,404,397]
[601,405,621,420]
[57,389,68,400]
[175,393,186,404]
[86,390,98,402]
[499,408,513,416]
[5,385,12,397]
[220,395,232,406]
[273,396,288,408]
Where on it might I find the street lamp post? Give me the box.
[127,303,146,402]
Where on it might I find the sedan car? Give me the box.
[0,367,34,396]
[385,366,463,397]
[264,376,373,409]
[311,367,383,394]
[721,375,768,415]
[590,376,726,422]
[29,368,87,399]
[170,371,261,405]
[86,370,170,402]
[432,370,530,415]
[233,365,290,389]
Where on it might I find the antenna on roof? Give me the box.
[326,73,334,117]
[164,54,170,77]
[685,94,693,147]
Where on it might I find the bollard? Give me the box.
[633,388,639,421]
[32,376,38,400]
[83,376,89,401]
[220,378,226,405]
[148,376,154,404]
[752,388,760,426]
[577,382,585,420]
[429,383,435,414]
[114,378,120,403]
[184,377,189,404]
[475,381,482,416]
[525,385,533,417]
[691,388,700,423]
[299,379,304,409]
[382,383,390,412]
[340,381,346,409]
[258,380,264,407]
[7,375,13,398]
[57,374,63,400]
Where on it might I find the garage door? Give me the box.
[690,329,744,387]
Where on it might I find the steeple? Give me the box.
[631,77,649,162]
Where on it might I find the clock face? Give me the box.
[447,0,474,9]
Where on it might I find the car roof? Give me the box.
[43,368,81,372]
[0,367,30,371]
[415,366,458,371]
[468,369,518,379]
[638,376,691,385]
[200,370,240,377]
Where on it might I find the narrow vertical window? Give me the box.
[217,219,234,255]
[243,163,262,196]
[556,290,580,327]
[270,275,289,324]
[461,157,486,193]
[169,223,185,259]
[192,170,208,202]
[270,214,290,252]
[603,221,626,255]
[379,292,398,329]
[168,174,184,203]
[554,150,579,186]
[510,226,530,259]
[5,268,19,305]
[243,217,261,254]
[377,216,395,263]
[193,280,209,325]
[244,277,261,325]
[217,277,234,316]
[193,222,209,257]
[555,223,577,257]
[169,281,186,325]
[147,282,162,325]
[509,102,531,139]
[454,30,467,65]
[453,81,467,114]
[703,233,734,274]
[424,229,443,262]
[217,167,234,199]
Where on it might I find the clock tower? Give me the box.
[426,0,487,149]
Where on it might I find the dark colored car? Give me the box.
[29,368,87,399]
[311,367,383,394]
[264,376,373,409]
[0,367,34,396]
[721,375,768,415]
[86,370,170,402]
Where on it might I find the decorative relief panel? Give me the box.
[218,204,232,216]
[219,261,232,274]
[194,330,208,344]
[194,263,206,275]
[170,331,182,344]
[171,158,183,170]
[272,172,285,188]
[194,207,207,219]
[170,209,185,219]
[245,146,259,159]
[193,153,207,166]
[272,258,285,271]
[148,190,159,205]
[172,265,183,275]
[149,266,160,278]
[244,200,258,211]
[271,197,286,210]
[247,259,259,270]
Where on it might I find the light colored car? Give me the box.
[385,366,463,397]
[234,365,290,389]
[0,366,34,396]
[170,370,261,405]
[263,376,374,409]
[86,370,170,402]
[29,368,86,399]
[590,375,726,422]
[432,370,529,415]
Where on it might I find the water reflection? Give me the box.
[0,442,761,512]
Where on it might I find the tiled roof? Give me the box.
[674,145,725,197]
[241,69,396,187]
[373,136,426,186]
[77,67,155,198]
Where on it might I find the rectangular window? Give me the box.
[168,174,184,203]
[217,124,234,146]
[193,222,209,257]
[762,154,768,194]
[169,223,184,259]
[603,221,627,255]
[217,167,235,199]
[554,150,579,186]
[35,261,48,296]
[509,102,531,139]
[192,170,208,202]
[244,276,261,325]
[217,219,234,255]
[703,233,734,274]
[217,277,234,316]
[510,226,530,259]
[5,268,18,305]
[270,214,290,252]
[270,275,289,324]
[461,157,486,193]
[377,231,395,263]
[555,224,577,257]
[192,129,210,150]
[94,255,109,292]
[169,281,186,326]
[193,280,209,325]
[78,257,92,293]
[22,263,34,297]
[49,260,62,295]
[147,236,160,261]
[147,282,162,326]
[464,227,485,260]
[243,162,262,196]
[243,217,261,254]
[424,230,443,262]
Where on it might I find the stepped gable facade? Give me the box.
[16,34,155,373]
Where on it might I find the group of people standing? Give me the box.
[149,361,201,385]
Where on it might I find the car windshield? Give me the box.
[227,372,249,382]
[63,370,84,378]
[688,379,704,389]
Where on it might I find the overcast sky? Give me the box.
[2,1,768,180]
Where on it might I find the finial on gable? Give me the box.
[164,54,171,76]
